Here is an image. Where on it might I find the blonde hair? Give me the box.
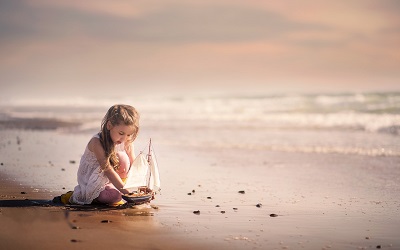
[99,104,140,171]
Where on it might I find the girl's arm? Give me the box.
[103,168,130,194]
[88,137,130,194]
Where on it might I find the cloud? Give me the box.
[128,5,327,43]
[1,1,328,44]
[0,0,399,98]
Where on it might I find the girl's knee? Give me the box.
[97,188,121,204]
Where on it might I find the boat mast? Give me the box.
[146,138,152,188]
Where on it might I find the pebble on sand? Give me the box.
[256,203,262,208]
[193,210,200,215]
[101,220,112,223]
[238,190,245,194]
[270,213,278,217]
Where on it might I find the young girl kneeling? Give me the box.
[69,104,139,205]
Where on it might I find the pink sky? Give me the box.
[0,0,399,99]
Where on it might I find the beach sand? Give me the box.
[1,128,399,249]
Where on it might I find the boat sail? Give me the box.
[123,139,161,193]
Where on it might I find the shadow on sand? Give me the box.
[0,199,132,211]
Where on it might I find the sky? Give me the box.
[0,0,400,101]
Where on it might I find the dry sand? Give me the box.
[1,129,400,249]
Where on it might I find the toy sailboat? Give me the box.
[122,139,161,204]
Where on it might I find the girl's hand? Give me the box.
[119,188,130,195]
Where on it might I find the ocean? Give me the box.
[1,92,399,157]
[1,92,400,249]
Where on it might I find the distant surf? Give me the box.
[1,92,399,157]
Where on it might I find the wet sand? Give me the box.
[1,128,400,249]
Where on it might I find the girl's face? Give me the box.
[107,122,135,145]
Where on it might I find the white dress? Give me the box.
[70,134,130,205]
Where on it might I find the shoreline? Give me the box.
[0,129,222,250]
[1,128,400,249]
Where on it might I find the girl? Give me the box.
[68,104,139,205]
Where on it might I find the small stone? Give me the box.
[1,163,3,166]
[215,205,220,207]
[187,193,192,195]
[207,197,212,199]
[365,236,370,240]
[270,213,278,217]
[192,189,195,193]
[256,203,262,208]
[233,208,238,210]
[69,160,76,164]
[193,210,200,215]
[238,190,245,194]
[376,245,381,249]
[61,168,65,171]
[72,226,80,229]
[21,191,26,194]
[101,220,112,223]
[221,211,226,214]
[70,239,79,243]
